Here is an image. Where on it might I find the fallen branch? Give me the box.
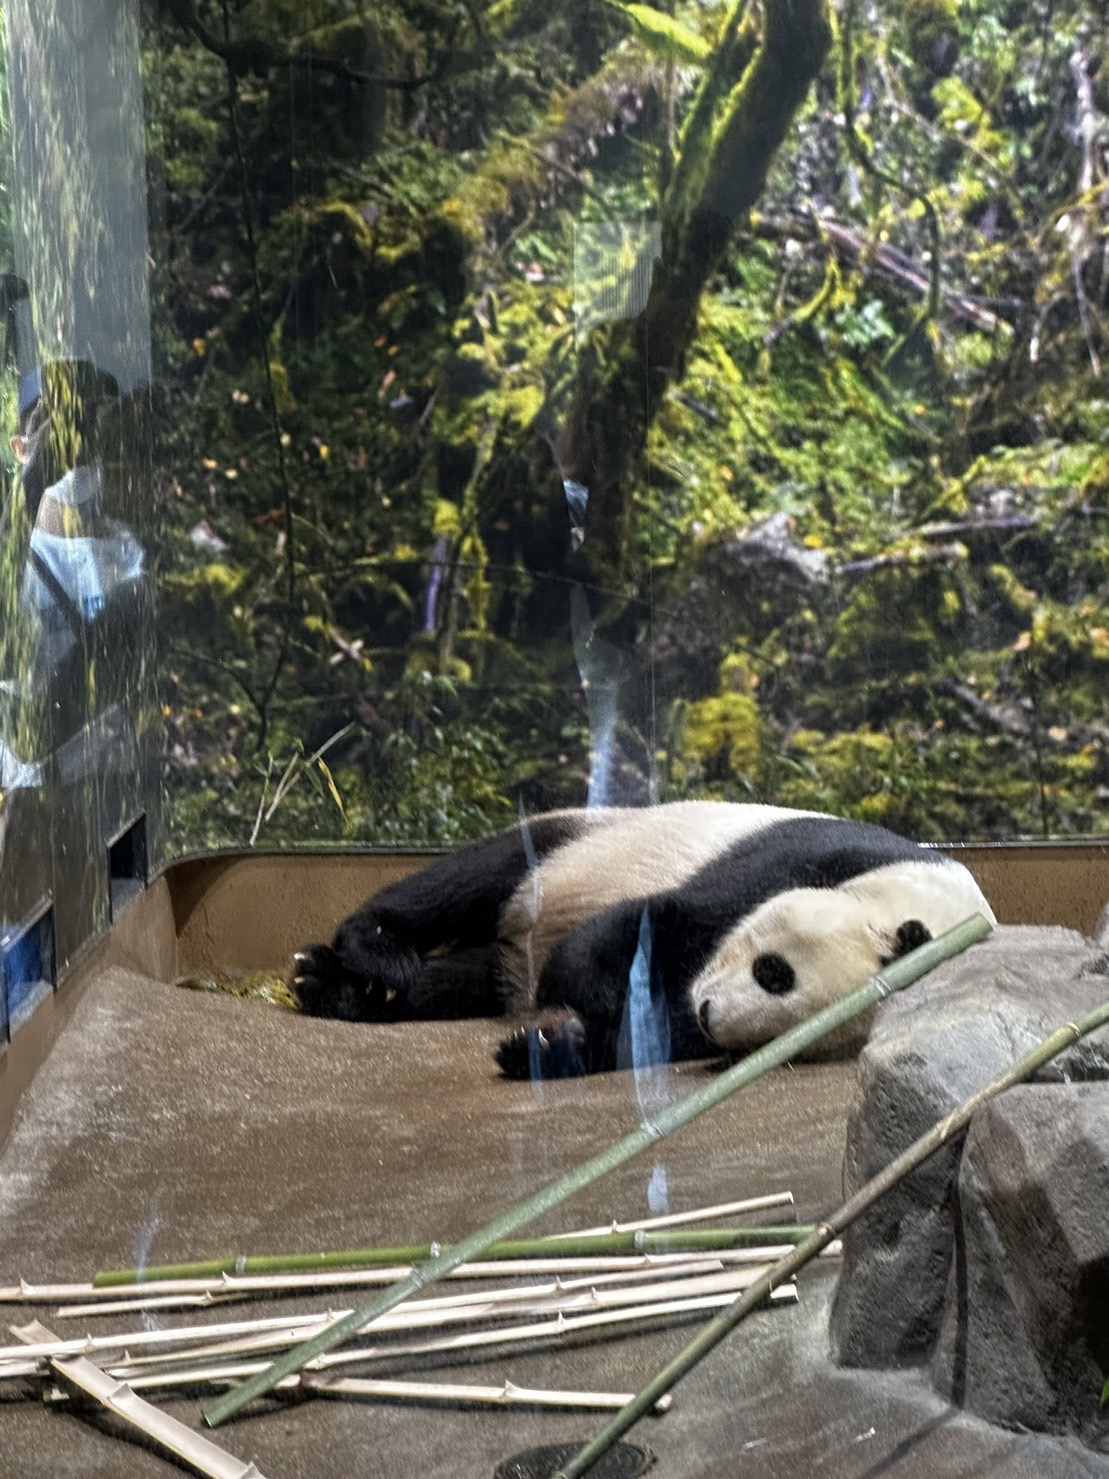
[203,914,992,1428]
[553,995,1109,1479]
[917,517,1037,542]
[751,213,1008,334]
[838,543,967,579]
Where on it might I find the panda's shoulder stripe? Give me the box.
[662,814,936,931]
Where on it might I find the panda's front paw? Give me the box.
[495,1009,589,1080]
[291,944,376,1022]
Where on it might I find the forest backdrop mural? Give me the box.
[139,0,1108,849]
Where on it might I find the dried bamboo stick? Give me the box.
[6,1266,781,1372]
[12,1321,267,1479]
[205,913,991,1428]
[5,1239,830,1311]
[553,995,1109,1479]
[45,1373,669,1413]
[0,1357,39,1378]
[57,1293,240,1319]
[557,1193,794,1239]
[102,1286,797,1392]
[299,1373,673,1412]
[139,1267,786,1371]
[3,1313,333,1365]
[53,1258,741,1320]
[91,1225,813,1289]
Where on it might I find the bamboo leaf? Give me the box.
[316,756,345,819]
[606,1,710,64]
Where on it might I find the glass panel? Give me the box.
[0,0,158,985]
[147,0,1109,853]
[1,903,53,1036]
[0,9,1106,1479]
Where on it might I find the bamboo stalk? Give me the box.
[203,913,992,1428]
[299,1374,673,1412]
[53,1247,842,1324]
[552,996,1109,1479]
[556,1192,794,1238]
[55,1258,743,1320]
[12,1321,267,1479]
[49,1373,669,1413]
[3,1242,822,1309]
[57,1293,240,1319]
[92,1225,812,1288]
[103,1286,798,1391]
[6,1266,781,1372]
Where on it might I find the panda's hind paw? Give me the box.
[495,1009,588,1080]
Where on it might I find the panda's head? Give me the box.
[688,858,995,1057]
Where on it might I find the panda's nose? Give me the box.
[697,998,713,1038]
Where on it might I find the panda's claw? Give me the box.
[495,1009,589,1080]
[289,943,368,1021]
[290,930,425,1024]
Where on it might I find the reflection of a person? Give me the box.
[0,359,146,789]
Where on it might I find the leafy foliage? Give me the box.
[145,0,1109,848]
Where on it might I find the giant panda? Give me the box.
[291,802,995,1077]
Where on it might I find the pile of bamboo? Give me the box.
[0,1194,817,1479]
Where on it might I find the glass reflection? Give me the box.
[0,0,156,1028]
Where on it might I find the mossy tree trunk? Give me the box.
[556,0,832,584]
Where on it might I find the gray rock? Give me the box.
[932,1083,1109,1445]
[829,926,1109,1370]
[652,514,829,696]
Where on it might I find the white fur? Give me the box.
[688,857,996,1056]
[499,801,820,1003]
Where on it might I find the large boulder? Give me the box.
[652,514,828,697]
[931,1084,1109,1444]
[829,926,1109,1374]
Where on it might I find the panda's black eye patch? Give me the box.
[752,952,796,995]
[883,919,932,964]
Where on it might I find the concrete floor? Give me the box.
[0,870,1107,1478]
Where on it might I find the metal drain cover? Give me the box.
[494,1442,653,1479]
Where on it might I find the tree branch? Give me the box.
[162,0,436,90]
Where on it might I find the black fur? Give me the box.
[293,810,943,1077]
[293,812,584,1023]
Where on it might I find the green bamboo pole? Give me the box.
[203,912,991,1428]
[94,1227,817,1287]
[553,995,1109,1479]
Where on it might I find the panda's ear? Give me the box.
[880,918,932,965]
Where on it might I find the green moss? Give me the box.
[828,559,967,680]
[985,564,1037,619]
[673,691,763,785]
